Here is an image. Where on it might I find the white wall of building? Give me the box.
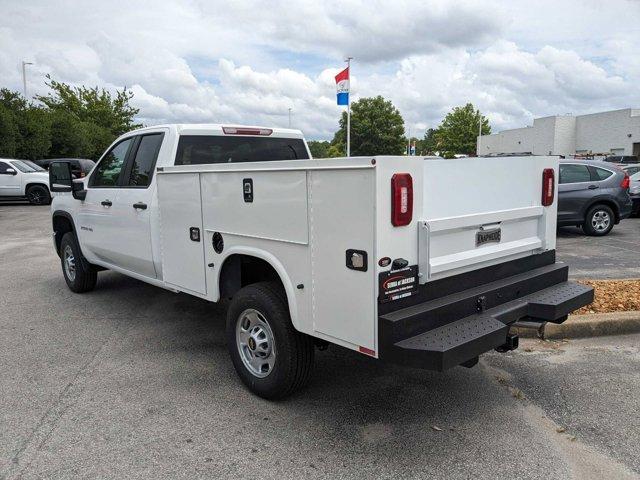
[478,108,640,157]
[575,109,640,155]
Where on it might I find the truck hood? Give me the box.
[25,172,50,183]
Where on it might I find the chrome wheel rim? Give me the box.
[591,211,611,231]
[236,308,276,378]
[63,245,76,282]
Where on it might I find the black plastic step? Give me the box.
[379,263,569,346]
[526,282,593,322]
[381,280,594,371]
[393,314,508,371]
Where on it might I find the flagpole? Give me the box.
[345,57,352,157]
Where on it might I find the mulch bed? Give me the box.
[574,279,640,315]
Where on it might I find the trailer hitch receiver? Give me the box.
[495,333,519,353]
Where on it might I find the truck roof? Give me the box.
[128,124,306,139]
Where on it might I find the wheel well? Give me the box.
[25,182,49,194]
[52,214,74,255]
[219,254,283,299]
[584,200,619,222]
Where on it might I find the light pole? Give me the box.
[477,109,483,155]
[345,56,353,157]
[288,107,292,128]
[22,61,33,98]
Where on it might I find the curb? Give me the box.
[512,311,640,340]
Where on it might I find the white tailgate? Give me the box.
[418,156,558,282]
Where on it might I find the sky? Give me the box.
[1,0,639,140]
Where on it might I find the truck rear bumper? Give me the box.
[378,253,593,371]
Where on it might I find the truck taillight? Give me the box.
[621,172,630,189]
[541,168,555,206]
[222,126,273,136]
[391,173,413,226]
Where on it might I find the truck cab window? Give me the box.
[175,135,309,165]
[0,161,11,174]
[127,133,164,187]
[91,138,133,187]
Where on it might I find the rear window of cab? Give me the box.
[175,135,309,165]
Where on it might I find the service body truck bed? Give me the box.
[49,124,593,398]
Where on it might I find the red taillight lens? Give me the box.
[621,172,630,189]
[222,126,273,136]
[391,173,413,226]
[542,168,555,207]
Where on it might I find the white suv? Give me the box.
[0,158,52,205]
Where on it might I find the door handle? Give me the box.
[588,185,599,190]
[133,202,148,210]
[101,199,112,207]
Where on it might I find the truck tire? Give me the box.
[60,232,98,293]
[26,185,51,205]
[226,281,314,399]
[582,204,614,236]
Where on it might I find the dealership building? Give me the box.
[477,108,640,158]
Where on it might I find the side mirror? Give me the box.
[49,161,73,192]
[72,180,87,201]
[4,168,17,175]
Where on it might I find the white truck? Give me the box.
[0,158,51,204]
[48,124,593,399]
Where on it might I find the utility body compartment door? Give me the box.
[157,172,206,295]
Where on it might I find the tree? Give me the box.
[435,103,490,156]
[0,89,51,160]
[332,96,405,156]
[36,76,141,137]
[307,140,331,158]
[0,77,142,161]
[421,128,438,155]
[35,76,141,159]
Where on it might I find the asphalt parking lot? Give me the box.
[557,221,640,279]
[1,204,639,479]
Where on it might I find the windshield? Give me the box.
[22,160,45,171]
[10,160,37,173]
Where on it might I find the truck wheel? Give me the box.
[26,185,51,205]
[582,204,614,236]
[60,232,97,293]
[226,282,314,399]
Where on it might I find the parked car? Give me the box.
[47,124,593,399]
[621,164,640,176]
[35,158,95,178]
[558,160,632,236]
[0,158,51,204]
[603,155,638,165]
[629,171,640,216]
[21,160,47,172]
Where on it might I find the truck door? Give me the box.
[0,161,21,195]
[77,137,135,266]
[110,133,165,279]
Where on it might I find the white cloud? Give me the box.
[1,0,639,140]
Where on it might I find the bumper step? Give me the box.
[380,281,594,371]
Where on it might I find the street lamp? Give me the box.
[22,61,33,98]
[288,107,292,128]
